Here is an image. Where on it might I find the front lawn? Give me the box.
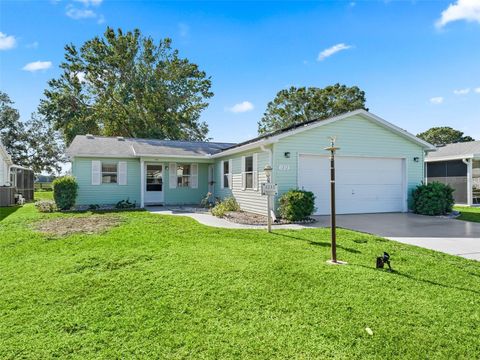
[1,205,479,359]
[454,206,480,223]
[34,190,53,201]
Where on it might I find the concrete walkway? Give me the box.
[147,207,480,261]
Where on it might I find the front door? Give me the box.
[208,165,214,194]
[145,164,164,205]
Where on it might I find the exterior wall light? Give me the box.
[284,152,290,158]
[413,157,420,163]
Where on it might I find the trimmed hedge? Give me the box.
[412,182,455,216]
[278,189,316,221]
[53,176,78,210]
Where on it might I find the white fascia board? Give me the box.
[425,154,474,162]
[70,154,138,159]
[137,153,212,159]
[210,139,276,158]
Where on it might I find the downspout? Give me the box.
[462,158,473,206]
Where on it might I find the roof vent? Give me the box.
[86,134,94,139]
[117,136,125,141]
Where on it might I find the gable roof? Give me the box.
[66,135,235,158]
[66,110,434,160]
[425,141,480,162]
[214,109,435,157]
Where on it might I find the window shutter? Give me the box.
[91,160,101,185]
[169,163,177,189]
[118,161,127,185]
[220,161,225,189]
[191,163,198,189]
[241,156,246,190]
[253,153,258,191]
[228,159,233,189]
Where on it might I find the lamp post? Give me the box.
[264,164,273,233]
[325,137,340,264]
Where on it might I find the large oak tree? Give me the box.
[417,127,474,145]
[258,83,367,134]
[39,28,213,144]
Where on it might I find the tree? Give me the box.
[0,91,65,174]
[258,84,367,134]
[417,127,475,145]
[39,27,213,144]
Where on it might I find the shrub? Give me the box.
[53,176,78,210]
[35,200,57,213]
[115,199,136,209]
[412,182,455,216]
[211,197,240,217]
[278,189,315,221]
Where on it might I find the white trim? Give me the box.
[118,161,127,185]
[91,160,101,185]
[140,159,145,207]
[463,158,473,206]
[426,154,479,162]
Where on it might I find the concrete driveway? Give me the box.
[312,213,480,261]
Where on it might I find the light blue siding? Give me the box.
[272,115,425,209]
[163,162,210,205]
[73,157,141,206]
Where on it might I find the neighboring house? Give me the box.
[425,141,480,206]
[66,109,435,215]
[0,140,35,205]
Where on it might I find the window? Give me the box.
[177,164,191,188]
[223,160,230,188]
[244,156,253,189]
[102,163,117,184]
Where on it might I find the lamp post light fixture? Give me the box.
[324,137,346,265]
[264,164,273,233]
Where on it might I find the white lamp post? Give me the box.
[264,164,273,233]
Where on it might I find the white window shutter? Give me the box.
[169,163,177,189]
[241,156,246,190]
[118,161,127,185]
[191,163,198,189]
[220,161,225,189]
[91,160,101,185]
[253,153,258,191]
[228,159,233,189]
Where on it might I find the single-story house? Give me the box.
[66,109,435,215]
[0,140,35,205]
[425,141,480,206]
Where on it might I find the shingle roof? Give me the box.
[66,135,235,158]
[426,141,480,160]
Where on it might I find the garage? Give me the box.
[298,154,406,215]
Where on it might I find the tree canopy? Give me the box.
[39,27,213,144]
[417,127,475,145]
[258,83,367,134]
[0,91,64,174]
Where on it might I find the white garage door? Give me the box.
[298,155,405,215]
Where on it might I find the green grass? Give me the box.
[34,190,53,201]
[454,206,480,223]
[1,205,479,359]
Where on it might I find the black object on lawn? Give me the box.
[376,252,392,272]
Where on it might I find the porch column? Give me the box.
[466,159,473,206]
[140,158,145,208]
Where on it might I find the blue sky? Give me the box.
[1,0,479,143]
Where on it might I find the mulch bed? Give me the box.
[33,215,123,237]
[223,211,316,226]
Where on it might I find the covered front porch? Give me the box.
[139,157,215,208]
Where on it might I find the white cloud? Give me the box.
[178,23,189,37]
[25,41,39,49]
[74,0,103,6]
[474,87,480,93]
[453,88,470,95]
[97,14,106,24]
[0,32,16,50]
[66,5,97,19]
[227,101,254,113]
[436,0,480,28]
[22,61,53,72]
[317,43,352,61]
[430,96,444,104]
